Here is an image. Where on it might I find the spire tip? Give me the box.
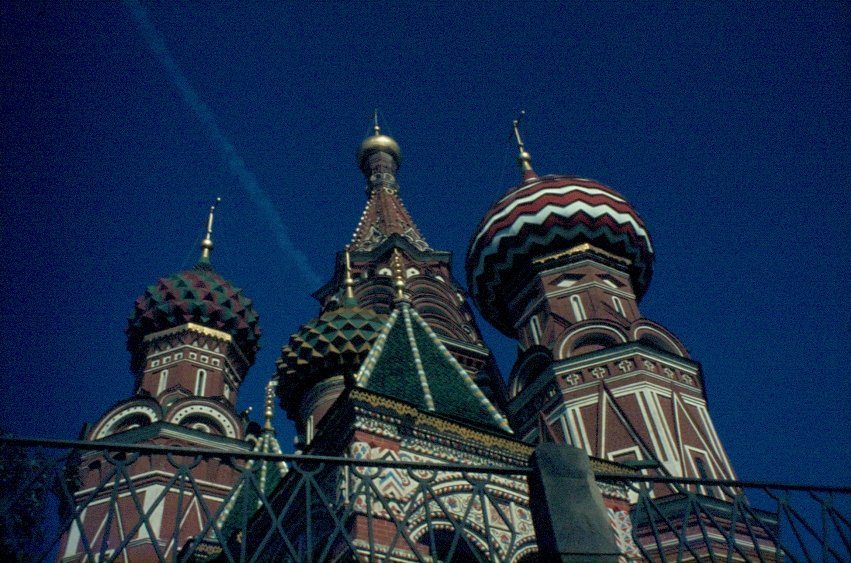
[511,111,536,179]
[344,248,356,303]
[200,197,221,262]
[264,380,276,431]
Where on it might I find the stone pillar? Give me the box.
[528,444,621,562]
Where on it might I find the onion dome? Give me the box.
[466,175,654,336]
[126,199,261,370]
[275,298,385,415]
[126,262,261,368]
[357,120,401,175]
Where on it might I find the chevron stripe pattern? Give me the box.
[466,176,654,335]
[127,262,261,365]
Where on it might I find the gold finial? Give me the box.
[264,380,276,431]
[344,248,355,301]
[512,111,535,174]
[391,249,406,301]
[357,110,402,176]
[200,197,222,260]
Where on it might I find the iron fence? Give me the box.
[0,437,848,562]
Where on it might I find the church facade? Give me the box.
[58,120,764,562]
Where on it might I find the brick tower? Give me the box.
[465,121,775,560]
[59,202,262,561]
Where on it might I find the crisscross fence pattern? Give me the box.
[0,437,848,562]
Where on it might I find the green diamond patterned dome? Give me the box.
[276,299,385,416]
[127,261,261,370]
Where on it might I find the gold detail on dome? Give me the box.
[200,197,221,260]
[143,322,233,344]
[356,111,402,170]
[532,243,632,266]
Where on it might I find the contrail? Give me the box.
[124,0,321,288]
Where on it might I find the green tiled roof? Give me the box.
[127,262,261,369]
[216,429,287,542]
[357,303,511,433]
[276,299,385,416]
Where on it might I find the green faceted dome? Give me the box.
[127,261,261,370]
[276,299,385,416]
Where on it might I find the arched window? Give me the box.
[637,333,680,356]
[157,369,169,395]
[612,296,625,317]
[195,369,207,396]
[570,295,587,321]
[570,332,619,356]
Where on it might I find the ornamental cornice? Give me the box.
[553,342,698,373]
[510,346,702,417]
[532,243,632,267]
[142,323,249,370]
[560,368,702,395]
[350,389,532,459]
[143,322,232,344]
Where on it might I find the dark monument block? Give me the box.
[528,444,621,562]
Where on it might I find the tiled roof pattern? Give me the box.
[349,188,430,252]
[466,175,654,335]
[276,301,386,415]
[357,303,511,433]
[127,262,261,366]
[360,309,426,409]
[277,303,385,379]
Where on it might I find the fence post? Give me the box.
[528,444,621,562]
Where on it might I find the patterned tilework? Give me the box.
[608,507,641,561]
[466,175,654,335]
[356,303,512,432]
[127,262,261,367]
[345,442,537,562]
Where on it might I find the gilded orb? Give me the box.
[357,132,401,171]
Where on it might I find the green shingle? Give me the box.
[363,312,428,410]
[359,304,509,432]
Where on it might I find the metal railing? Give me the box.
[595,472,850,563]
[0,437,848,562]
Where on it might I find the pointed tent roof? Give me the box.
[216,382,288,540]
[349,187,430,252]
[349,121,430,253]
[355,301,512,433]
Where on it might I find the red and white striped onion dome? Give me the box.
[466,175,654,336]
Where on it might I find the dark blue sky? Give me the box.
[1,2,848,486]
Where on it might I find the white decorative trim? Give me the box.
[169,404,237,438]
[557,324,628,359]
[93,405,160,439]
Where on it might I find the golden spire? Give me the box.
[264,379,276,431]
[372,108,380,136]
[512,111,536,177]
[200,197,222,261]
[344,248,356,302]
[392,249,407,301]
